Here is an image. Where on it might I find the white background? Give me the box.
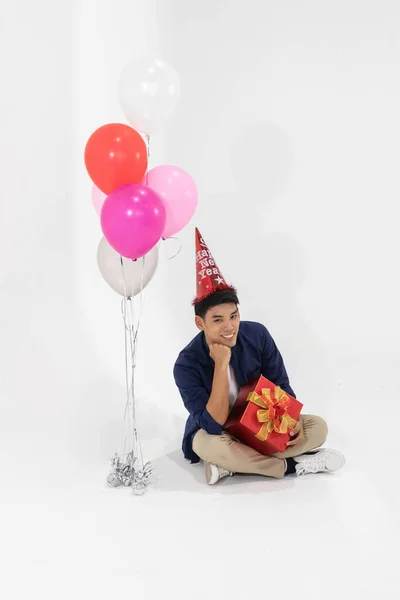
[1,1,399,598]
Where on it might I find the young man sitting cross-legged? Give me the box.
[173,229,345,485]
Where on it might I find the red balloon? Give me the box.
[84,123,148,194]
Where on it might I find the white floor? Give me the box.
[2,394,398,599]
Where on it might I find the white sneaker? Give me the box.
[204,462,233,485]
[294,449,345,476]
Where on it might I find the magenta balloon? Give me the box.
[145,165,198,237]
[101,184,166,259]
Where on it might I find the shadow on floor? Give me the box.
[150,448,297,495]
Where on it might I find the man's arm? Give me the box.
[206,347,230,425]
[206,365,229,425]
[173,363,225,435]
[260,325,296,397]
[174,343,231,431]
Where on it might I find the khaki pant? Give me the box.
[192,415,328,479]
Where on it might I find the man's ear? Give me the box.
[195,316,204,331]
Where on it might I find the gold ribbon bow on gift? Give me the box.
[246,386,297,442]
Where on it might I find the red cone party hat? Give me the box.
[192,228,236,305]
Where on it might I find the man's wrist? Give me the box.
[215,360,229,370]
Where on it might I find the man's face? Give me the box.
[195,303,240,348]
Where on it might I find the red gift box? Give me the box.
[225,376,303,456]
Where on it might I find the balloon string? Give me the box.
[162,236,182,260]
[118,255,147,471]
[129,257,145,469]
[120,257,131,460]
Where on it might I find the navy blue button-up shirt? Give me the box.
[173,320,296,463]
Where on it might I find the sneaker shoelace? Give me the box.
[218,467,232,478]
[296,452,328,476]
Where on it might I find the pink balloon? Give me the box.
[145,165,197,238]
[92,184,106,216]
[101,184,166,259]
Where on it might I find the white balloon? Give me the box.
[118,57,180,135]
[97,237,159,297]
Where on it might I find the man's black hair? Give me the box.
[194,288,239,319]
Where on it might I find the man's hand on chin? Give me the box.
[209,343,231,368]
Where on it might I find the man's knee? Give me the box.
[309,415,328,447]
[193,429,233,459]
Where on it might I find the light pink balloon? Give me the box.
[145,165,198,238]
[92,184,106,216]
[101,184,166,260]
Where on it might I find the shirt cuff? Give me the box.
[201,408,225,435]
